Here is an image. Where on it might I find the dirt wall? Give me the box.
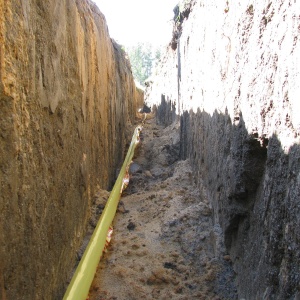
[145,0,300,298]
[0,0,143,298]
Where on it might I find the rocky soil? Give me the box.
[86,115,237,299]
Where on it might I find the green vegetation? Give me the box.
[126,43,161,87]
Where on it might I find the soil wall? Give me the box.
[145,0,300,298]
[0,0,143,298]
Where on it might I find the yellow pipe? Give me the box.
[63,125,143,300]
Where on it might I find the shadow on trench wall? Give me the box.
[154,96,300,299]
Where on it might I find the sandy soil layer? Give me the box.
[87,115,237,299]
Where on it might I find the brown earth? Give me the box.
[0,0,142,298]
[86,115,237,300]
[1,0,299,298]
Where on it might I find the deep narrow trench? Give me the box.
[86,114,237,299]
[2,1,299,299]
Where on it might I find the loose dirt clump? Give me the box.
[88,115,237,299]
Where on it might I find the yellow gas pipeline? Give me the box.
[63,123,144,300]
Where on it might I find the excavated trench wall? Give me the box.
[0,0,143,298]
[146,0,300,298]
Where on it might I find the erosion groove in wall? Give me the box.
[146,0,300,298]
[0,0,143,299]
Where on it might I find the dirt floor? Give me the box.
[85,114,237,299]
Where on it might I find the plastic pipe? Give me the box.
[63,125,142,300]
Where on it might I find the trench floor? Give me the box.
[87,115,237,300]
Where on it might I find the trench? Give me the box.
[2,0,300,299]
[82,114,237,299]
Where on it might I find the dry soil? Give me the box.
[86,114,237,300]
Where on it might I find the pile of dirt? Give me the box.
[86,115,237,299]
